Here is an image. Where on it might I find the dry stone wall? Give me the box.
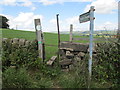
[2,38,38,69]
[2,38,33,47]
[59,41,97,70]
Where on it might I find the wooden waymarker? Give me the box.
[34,19,40,39]
[34,19,45,62]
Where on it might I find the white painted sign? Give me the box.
[79,11,90,23]
[36,25,41,31]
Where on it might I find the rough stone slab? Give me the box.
[12,38,19,44]
[93,54,97,59]
[69,65,74,70]
[66,51,71,56]
[25,41,30,46]
[60,48,74,51]
[88,43,97,53]
[19,39,25,46]
[2,38,12,43]
[47,60,53,66]
[66,51,74,59]
[73,60,80,67]
[59,49,65,56]
[59,59,73,66]
[51,56,57,61]
[60,42,89,52]
[2,38,8,43]
[77,52,85,57]
[46,56,57,65]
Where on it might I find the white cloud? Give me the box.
[31,6,36,11]
[0,0,36,11]
[49,18,62,24]
[0,0,17,6]
[95,21,117,30]
[65,16,117,31]
[1,12,43,31]
[0,0,93,10]
[48,16,83,32]
[104,21,117,30]
[38,0,93,5]
[0,0,93,6]
[49,19,57,24]
[0,7,3,13]
[39,0,59,5]
[66,16,79,24]
[20,0,33,7]
[1,13,117,32]
[84,0,118,14]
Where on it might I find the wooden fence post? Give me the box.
[118,1,120,41]
[34,19,45,62]
[118,1,120,55]
[56,14,60,65]
[70,24,73,42]
[34,19,40,40]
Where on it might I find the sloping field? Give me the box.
[1,29,69,59]
[1,29,116,59]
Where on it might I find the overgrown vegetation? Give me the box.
[2,68,54,88]
[1,29,119,88]
[92,41,120,88]
[2,68,32,88]
[2,39,39,71]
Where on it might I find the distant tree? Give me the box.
[0,15,9,29]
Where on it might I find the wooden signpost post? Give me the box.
[79,6,95,88]
[34,19,45,62]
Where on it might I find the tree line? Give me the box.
[0,15,9,29]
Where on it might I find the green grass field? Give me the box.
[1,28,115,60]
[1,29,70,60]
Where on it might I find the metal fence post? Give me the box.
[88,6,94,88]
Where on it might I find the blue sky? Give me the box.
[0,0,119,32]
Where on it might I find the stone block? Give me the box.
[87,43,97,53]
[12,38,19,44]
[77,52,85,57]
[59,49,65,56]
[46,56,57,66]
[19,39,25,46]
[2,38,8,43]
[66,51,74,59]
[60,42,89,52]
[25,40,30,46]
[59,59,73,66]
[93,54,97,59]
[69,65,74,70]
